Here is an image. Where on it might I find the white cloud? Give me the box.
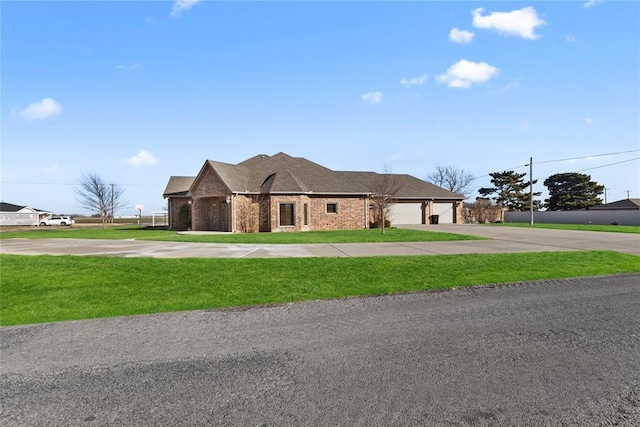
[170,0,200,18]
[449,28,475,44]
[41,163,59,173]
[400,74,428,87]
[124,149,159,167]
[13,98,62,120]
[583,0,603,9]
[584,117,593,124]
[498,79,520,93]
[362,91,383,105]
[386,152,404,162]
[436,60,499,89]
[472,7,546,40]
[565,34,578,43]
[116,63,140,70]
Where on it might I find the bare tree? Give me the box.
[369,165,400,234]
[463,198,504,224]
[426,165,474,197]
[236,194,261,233]
[75,173,126,227]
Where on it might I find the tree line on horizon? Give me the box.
[426,166,606,212]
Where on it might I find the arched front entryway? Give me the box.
[192,197,229,231]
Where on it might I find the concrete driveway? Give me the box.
[0,225,638,258]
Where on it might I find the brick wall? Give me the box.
[309,196,367,230]
[266,195,367,232]
[167,197,190,230]
[234,194,260,233]
[191,166,229,231]
[191,166,228,198]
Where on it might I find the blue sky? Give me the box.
[2,0,638,216]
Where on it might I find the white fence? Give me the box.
[0,212,39,226]
[505,210,640,226]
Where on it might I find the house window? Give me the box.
[279,203,295,226]
[326,203,338,214]
[304,203,309,225]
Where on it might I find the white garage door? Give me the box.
[389,203,423,225]
[432,202,454,224]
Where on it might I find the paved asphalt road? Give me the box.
[1,224,639,257]
[2,274,639,426]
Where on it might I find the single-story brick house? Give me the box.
[163,152,465,232]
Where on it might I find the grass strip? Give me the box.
[2,251,639,326]
[492,223,640,234]
[0,226,482,243]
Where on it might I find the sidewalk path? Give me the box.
[1,225,638,257]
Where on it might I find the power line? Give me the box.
[468,149,639,183]
[535,157,639,184]
[536,149,640,165]
[575,157,639,173]
[469,164,529,182]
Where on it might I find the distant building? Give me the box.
[0,202,51,226]
[588,198,640,211]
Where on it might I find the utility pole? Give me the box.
[604,188,610,204]
[110,184,115,224]
[626,190,631,199]
[529,157,534,226]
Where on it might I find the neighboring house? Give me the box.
[163,152,465,232]
[0,202,51,226]
[588,198,640,211]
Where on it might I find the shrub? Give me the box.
[178,204,191,230]
[369,219,391,229]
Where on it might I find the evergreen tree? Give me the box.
[543,172,604,211]
[478,171,541,211]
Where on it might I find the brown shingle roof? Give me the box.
[589,198,640,210]
[163,176,195,197]
[169,152,464,200]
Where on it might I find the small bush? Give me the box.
[369,219,391,229]
[178,204,191,230]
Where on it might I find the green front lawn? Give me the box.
[2,251,638,326]
[0,226,482,243]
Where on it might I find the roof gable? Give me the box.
[163,176,195,197]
